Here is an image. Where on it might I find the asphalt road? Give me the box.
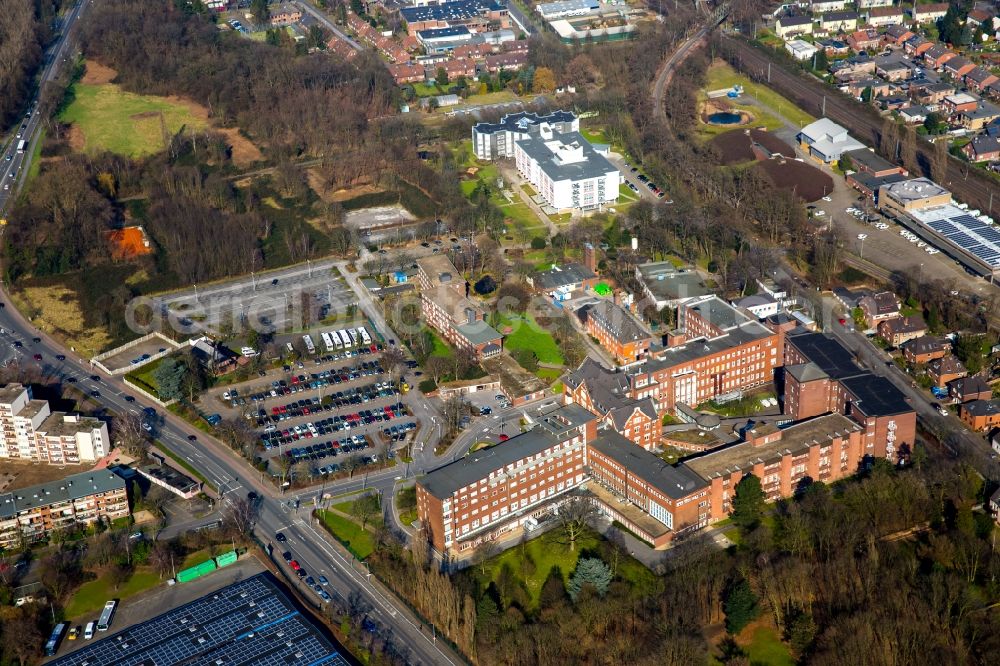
[296,0,363,51]
[0,0,86,211]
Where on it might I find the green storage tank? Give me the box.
[215,550,237,568]
[176,558,217,583]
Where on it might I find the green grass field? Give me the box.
[26,129,44,185]
[317,510,376,560]
[427,328,452,358]
[60,83,208,157]
[64,569,162,620]
[703,61,814,130]
[124,355,169,399]
[497,313,563,365]
[743,625,795,666]
[475,528,655,609]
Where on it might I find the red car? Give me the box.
[32,354,42,361]
[838,318,846,325]
[499,434,509,442]
[289,560,301,570]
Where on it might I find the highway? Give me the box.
[0,0,86,211]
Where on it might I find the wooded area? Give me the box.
[0,1,65,130]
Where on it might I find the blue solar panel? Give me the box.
[950,233,975,246]
[928,220,953,233]
[954,214,980,225]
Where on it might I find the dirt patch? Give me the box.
[81,59,118,85]
[18,284,113,356]
[710,128,796,166]
[218,127,263,167]
[130,110,162,120]
[67,123,86,152]
[305,169,380,204]
[756,158,834,202]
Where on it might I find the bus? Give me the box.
[359,326,372,346]
[302,334,316,355]
[331,331,343,350]
[337,330,351,348]
[97,600,117,632]
[348,328,360,347]
[44,623,67,656]
[16,139,26,153]
[320,332,334,352]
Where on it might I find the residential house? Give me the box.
[991,486,1000,524]
[452,42,494,59]
[270,4,303,25]
[830,55,877,79]
[875,55,918,81]
[439,57,478,80]
[960,102,1000,131]
[962,134,1000,162]
[821,39,852,57]
[846,77,891,99]
[776,16,815,39]
[910,81,955,105]
[959,399,1000,431]
[867,6,905,26]
[857,291,900,328]
[817,10,859,32]
[966,8,995,29]
[857,0,893,7]
[948,375,992,403]
[484,51,528,72]
[899,105,930,123]
[902,336,948,364]
[581,300,653,365]
[903,35,933,56]
[389,62,426,84]
[966,67,1000,94]
[877,314,927,347]
[882,24,914,44]
[929,354,968,388]
[924,45,958,70]
[877,94,910,111]
[911,2,949,23]
[943,56,976,80]
[810,0,851,12]
[846,29,880,52]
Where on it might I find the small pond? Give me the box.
[707,111,744,125]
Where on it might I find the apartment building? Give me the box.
[0,470,129,548]
[582,300,652,365]
[563,358,660,450]
[416,404,597,553]
[587,430,709,547]
[472,110,578,160]
[0,384,109,465]
[960,399,1000,431]
[512,124,620,211]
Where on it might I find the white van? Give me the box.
[84,622,95,640]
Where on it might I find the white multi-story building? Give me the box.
[512,124,620,211]
[472,110,578,160]
[0,384,109,465]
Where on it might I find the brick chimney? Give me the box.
[583,243,596,272]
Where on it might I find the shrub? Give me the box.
[418,378,438,394]
[530,236,547,250]
[474,275,497,295]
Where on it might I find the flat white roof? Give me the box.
[911,203,1000,269]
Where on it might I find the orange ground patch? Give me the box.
[106,227,153,260]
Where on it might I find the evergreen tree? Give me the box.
[731,474,766,528]
[566,557,612,601]
[724,578,759,634]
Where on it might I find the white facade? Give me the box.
[472,110,579,160]
[856,0,892,7]
[513,125,620,210]
[810,0,849,12]
[0,385,109,465]
[786,39,819,61]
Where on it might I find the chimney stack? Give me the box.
[583,243,596,272]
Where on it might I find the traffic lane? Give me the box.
[262,505,454,666]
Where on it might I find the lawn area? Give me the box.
[331,500,385,528]
[26,129,44,185]
[181,548,212,569]
[124,354,170,399]
[395,486,418,526]
[427,328,452,359]
[497,313,564,365]
[317,509,376,560]
[64,568,162,620]
[703,60,814,130]
[698,390,776,417]
[534,367,563,382]
[741,625,795,666]
[60,83,208,157]
[499,201,544,231]
[475,528,656,609]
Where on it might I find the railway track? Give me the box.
[721,36,999,215]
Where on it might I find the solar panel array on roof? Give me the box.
[49,574,350,666]
[912,204,1000,269]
